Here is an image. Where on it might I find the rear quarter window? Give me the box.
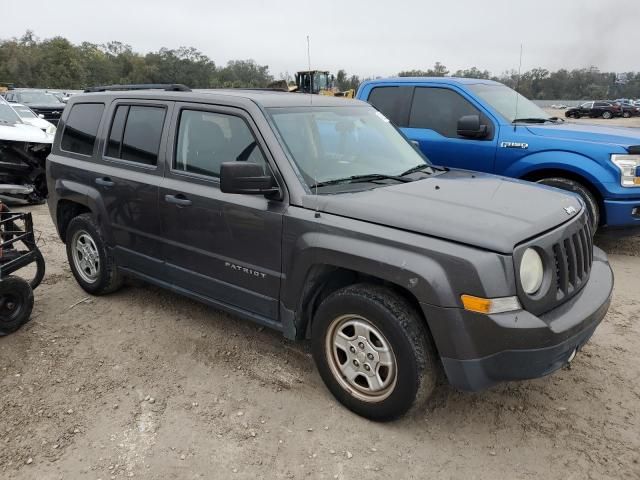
[60,103,105,156]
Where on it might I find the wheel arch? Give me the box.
[520,167,605,223]
[56,200,91,243]
[296,265,432,347]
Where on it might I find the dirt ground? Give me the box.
[1,205,639,480]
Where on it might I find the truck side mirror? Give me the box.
[457,115,488,139]
[220,162,279,198]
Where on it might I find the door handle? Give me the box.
[164,194,192,207]
[95,177,115,187]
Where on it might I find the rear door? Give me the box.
[94,99,172,275]
[159,102,284,324]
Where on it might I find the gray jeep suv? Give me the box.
[47,86,614,420]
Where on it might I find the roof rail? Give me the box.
[84,83,191,93]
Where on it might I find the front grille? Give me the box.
[514,210,593,316]
[552,221,593,300]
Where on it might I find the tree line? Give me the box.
[2,32,639,100]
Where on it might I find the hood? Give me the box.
[0,122,53,144]
[302,170,582,253]
[22,117,54,131]
[525,123,640,149]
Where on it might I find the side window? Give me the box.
[409,88,482,138]
[367,86,413,126]
[60,103,105,155]
[105,105,165,165]
[175,110,266,178]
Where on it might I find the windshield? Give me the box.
[268,106,430,190]
[13,106,37,119]
[468,83,551,122]
[0,102,22,123]
[17,91,61,105]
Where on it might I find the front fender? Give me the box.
[280,212,518,342]
[502,150,616,197]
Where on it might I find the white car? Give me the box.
[0,97,53,203]
[9,103,57,135]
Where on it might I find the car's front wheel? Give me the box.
[536,177,600,232]
[311,284,438,420]
[66,214,122,295]
[623,111,631,118]
[602,111,613,119]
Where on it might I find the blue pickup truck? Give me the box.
[356,78,640,230]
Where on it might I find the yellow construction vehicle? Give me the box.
[292,70,354,98]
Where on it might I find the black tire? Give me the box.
[623,111,631,118]
[602,111,613,119]
[0,276,34,336]
[28,249,46,289]
[65,213,122,295]
[311,284,438,421]
[536,177,600,232]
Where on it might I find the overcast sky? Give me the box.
[5,0,639,78]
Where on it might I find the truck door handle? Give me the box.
[164,194,192,207]
[95,177,115,187]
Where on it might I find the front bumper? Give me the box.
[421,247,614,391]
[603,197,640,227]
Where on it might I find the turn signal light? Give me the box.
[461,294,521,314]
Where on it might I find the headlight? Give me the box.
[520,248,544,295]
[45,124,57,135]
[611,154,640,187]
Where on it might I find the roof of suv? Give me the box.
[74,89,366,108]
[361,77,502,86]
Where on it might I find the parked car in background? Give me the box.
[551,104,568,109]
[564,101,621,119]
[613,101,640,118]
[4,89,66,125]
[0,97,52,203]
[357,77,640,230]
[46,85,613,420]
[9,103,57,134]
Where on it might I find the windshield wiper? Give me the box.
[512,117,563,124]
[309,173,413,189]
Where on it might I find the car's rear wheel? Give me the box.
[311,284,438,420]
[623,111,631,118]
[0,276,34,336]
[536,177,599,232]
[602,111,613,119]
[66,214,122,295]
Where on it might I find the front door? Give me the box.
[159,103,284,324]
[401,87,498,172]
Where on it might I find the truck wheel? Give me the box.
[536,177,599,232]
[66,214,122,295]
[0,276,34,336]
[311,284,438,420]
[602,111,613,119]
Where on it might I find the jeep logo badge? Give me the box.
[564,206,577,215]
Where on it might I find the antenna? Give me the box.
[306,35,320,217]
[513,44,523,131]
[306,35,313,106]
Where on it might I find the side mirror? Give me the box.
[38,114,45,119]
[220,162,279,197]
[457,114,488,139]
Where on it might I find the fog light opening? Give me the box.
[632,207,640,218]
